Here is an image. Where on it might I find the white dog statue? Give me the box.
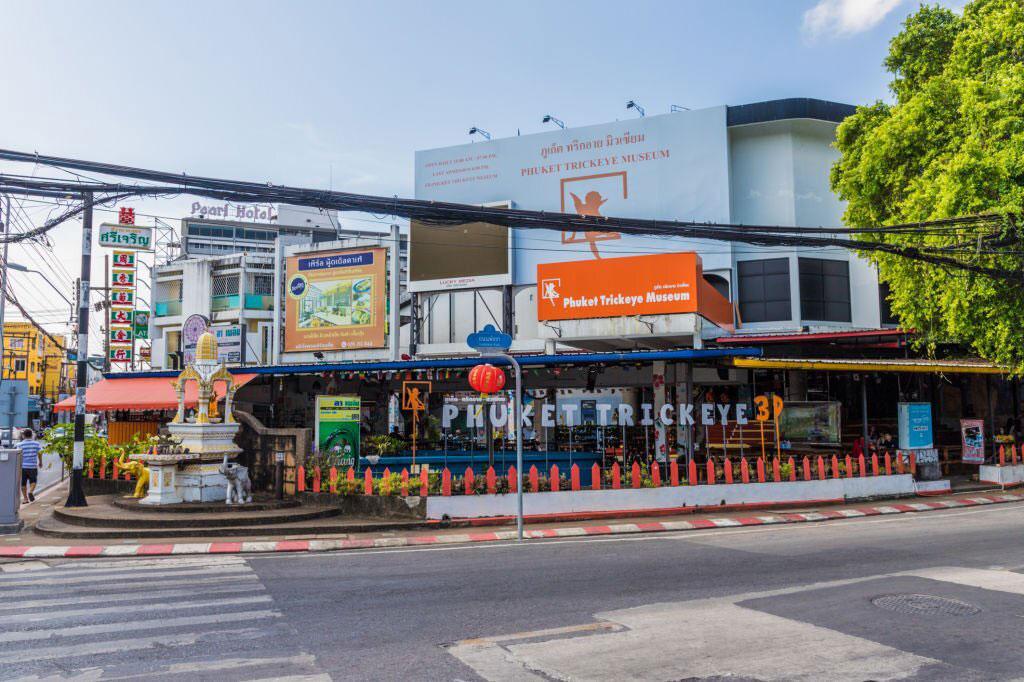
[219,455,252,505]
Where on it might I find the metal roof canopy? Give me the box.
[104,347,763,380]
[733,357,1005,374]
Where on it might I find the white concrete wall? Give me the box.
[979,464,1024,486]
[425,475,916,519]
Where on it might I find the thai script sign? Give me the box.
[98,224,152,250]
[315,395,360,467]
[284,247,387,352]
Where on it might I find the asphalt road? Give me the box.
[4,499,1024,680]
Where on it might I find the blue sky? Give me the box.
[0,0,955,336]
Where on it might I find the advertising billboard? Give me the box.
[898,402,934,450]
[536,252,732,328]
[779,402,842,445]
[408,219,511,292]
[414,106,731,285]
[211,323,244,364]
[960,419,985,463]
[315,395,361,467]
[284,247,387,352]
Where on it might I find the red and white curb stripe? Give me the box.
[3,492,1022,559]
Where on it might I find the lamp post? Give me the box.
[7,262,74,322]
[541,115,565,129]
[626,100,645,117]
[468,127,491,140]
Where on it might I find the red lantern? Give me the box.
[468,364,506,394]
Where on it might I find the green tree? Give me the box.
[831,0,1024,370]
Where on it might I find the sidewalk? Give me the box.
[3,480,1023,559]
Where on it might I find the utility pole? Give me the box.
[66,191,92,507]
[0,195,9,382]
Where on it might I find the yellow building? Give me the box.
[1,321,72,401]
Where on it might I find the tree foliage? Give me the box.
[831,0,1024,370]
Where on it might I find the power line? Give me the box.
[0,149,1018,283]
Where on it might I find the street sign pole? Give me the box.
[467,325,523,541]
[504,352,524,542]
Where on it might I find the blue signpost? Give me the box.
[466,325,524,540]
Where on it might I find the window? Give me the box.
[879,280,898,325]
[799,258,851,322]
[13,359,26,373]
[738,258,791,323]
[212,274,240,297]
[249,274,274,296]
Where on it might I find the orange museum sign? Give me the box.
[537,252,733,329]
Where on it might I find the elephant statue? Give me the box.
[219,454,252,505]
[117,454,150,499]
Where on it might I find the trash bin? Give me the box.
[0,448,22,534]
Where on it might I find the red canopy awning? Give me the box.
[54,374,258,413]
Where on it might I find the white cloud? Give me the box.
[802,0,904,39]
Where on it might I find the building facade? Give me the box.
[410,98,890,356]
[1,321,71,401]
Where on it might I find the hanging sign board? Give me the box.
[98,224,153,250]
[109,327,133,344]
[109,289,134,307]
[138,345,151,361]
[110,309,133,325]
[111,250,136,268]
[133,311,150,340]
[961,419,985,463]
[111,270,135,287]
[898,402,934,450]
[315,395,361,467]
[211,323,244,364]
[109,347,132,362]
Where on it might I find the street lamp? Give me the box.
[468,127,491,140]
[670,104,690,112]
[541,115,565,129]
[626,100,645,117]
[6,262,73,307]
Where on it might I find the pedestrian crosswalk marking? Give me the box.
[0,563,252,588]
[0,555,324,679]
[0,627,267,665]
[0,609,280,644]
[0,594,273,625]
[0,572,260,597]
[0,581,264,612]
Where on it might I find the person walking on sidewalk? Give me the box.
[17,428,42,503]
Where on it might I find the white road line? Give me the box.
[0,627,266,664]
[50,556,246,571]
[0,582,265,612]
[0,564,252,588]
[0,573,260,596]
[0,609,280,644]
[155,653,320,676]
[0,595,273,625]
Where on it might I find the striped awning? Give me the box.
[732,357,1005,374]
